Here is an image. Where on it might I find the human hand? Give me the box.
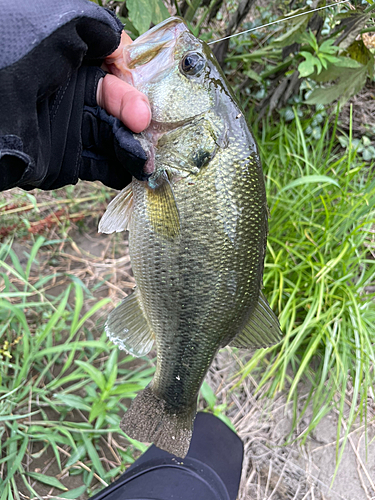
[0,0,151,193]
[96,32,151,134]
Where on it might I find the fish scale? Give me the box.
[99,16,283,457]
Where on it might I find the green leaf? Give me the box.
[65,445,86,468]
[323,55,342,64]
[34,341,109,359]
[150,0,170,25]
[53,394,91,412]
[311,127,322,140]
[362,136,372,147]
[313,63,361,83]
[25,236,45,279]
[126,0,152,35]
[109,382,145,396]
[351,138,363,152]
[245,68,262,83]
[3,435,28,488]
[75,360,106,391]
[320,39,338,55]
[81,433,106,478]
[89,400,106,422]
[279,175,341,193]
[0,411,39,422]
[25,472,68,491]
[338,135,349,148]
[105,349,118,390]
[70,281,84,334]
[307,30,318,51]
[306,65,367,105]
[298,52,321,77]
[71,298,111,335]
[298,60,314,77]
[318,54,328,71]
[121,17,139,38]
[200,380,216,408]
[57,486,87,499]
[362,148,375,161]
[35,286,70,348]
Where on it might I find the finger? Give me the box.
[97,74,151,133]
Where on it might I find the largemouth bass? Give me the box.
[99,17,282,458]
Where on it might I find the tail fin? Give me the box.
[120,387,196,458]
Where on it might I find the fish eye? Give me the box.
[180,52,205,76]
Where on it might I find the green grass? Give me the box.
[0,237,154,498]
[243,107,375,471]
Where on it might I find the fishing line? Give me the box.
[207,0,351,45]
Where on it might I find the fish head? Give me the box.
[118,17,230,125]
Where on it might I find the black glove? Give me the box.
[0,0,148,192]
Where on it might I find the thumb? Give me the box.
[96,74,151,133]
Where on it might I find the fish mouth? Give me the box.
[121,17,191,85]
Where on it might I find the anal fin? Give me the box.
[105,289,154,357]
[99,183,133,234]
[230,291,283,349]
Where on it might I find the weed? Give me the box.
[0,237,153,497]
[242,107,375,474]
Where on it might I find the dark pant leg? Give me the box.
[90,412,243,500]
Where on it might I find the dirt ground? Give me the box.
[205,349,375,500]
[4,189,375,500]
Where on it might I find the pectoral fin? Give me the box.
[98,184,133,234]
[230,291,282,349]
[105,289,154,357]
[146,174,180,239]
